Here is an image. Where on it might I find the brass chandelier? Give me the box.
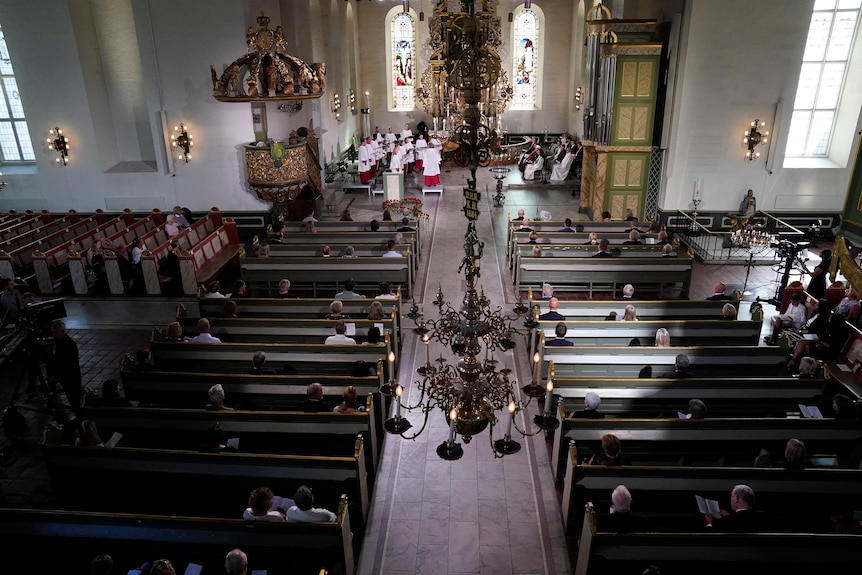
[382,0,557,460]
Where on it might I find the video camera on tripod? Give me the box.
[16,297,67,338]
[770,238,810,260]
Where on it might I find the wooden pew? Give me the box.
[149,337,392,376]
[0,210,46,241]
[529,298,740,320]
[268,241,417,270]
[0,215,79,279]
[100,213,163,294]
[506,218,657,251]
[516,256,693,298]
[560,442,862,534]
[0,213,95,281]
[538,344,788,378]
[241,255,414,298]
[509,231,664,261]
[550,410,855,481]
[574,504,861,575]
[82,396,381,478]
[42,434,370,530]
[174,219,241,295]
[531,318,763,356]
[265,230,419,261]
[0,503,356,575]
[285,218,422,255]
[177,313,400,350]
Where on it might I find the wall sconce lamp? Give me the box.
[744,118,768,162]
[349,89,356,113]
[332,93,342,120]
[575,87,582,111]
[170,123,193,163]
[0,172,6,191]
[47,127,69,166]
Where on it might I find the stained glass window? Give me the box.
[786,0,861,157]
[512,9,539,110]
[391,13,415,111]
[0,22,34,163]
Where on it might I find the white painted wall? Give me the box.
[661,0,862,214]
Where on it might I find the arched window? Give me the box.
[388,11,416,111]
[511,7,542,110]
[0,22,34,163]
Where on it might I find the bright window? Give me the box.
[0,23,34,163]
[390,12,416,111]
[511,9,540,110]
[786,0,861,157]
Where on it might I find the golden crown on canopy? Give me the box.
[210,13,326,102]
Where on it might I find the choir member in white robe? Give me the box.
[401,137,415,174]
[359,137,373,183]
[384,128,397,161]
[550,149,574,181]
[423,142,442,186]
[389,143,404,173]
[400,123,413,142]
[415,134,427,170]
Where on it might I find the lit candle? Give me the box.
[423,334,430,365]
[388,351,396,382]
[544,381,554,415]
[448,408,457,444]
[506,401,516,438]
[533,351,541,378]
[395,384,403,420]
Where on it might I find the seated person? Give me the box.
[367,300,385,320]
[299,382,332,412]
[788,311,847,369]
[704,484,765,532]
[376,282,398,299]
[620,304,638,321]
[326,300,350,320]
[325,321,357,345]
[592,238,612,258]
[766,293,806,345]
[546,322,574,346]
[583,231,598,245]
[685,398,707,419]
[275,278,298,298]
[286,485,338,522]
[833,393,856,419]
[128,348,154,371]
[586,433,628,466]
[335,278,364,298]
[206,383,233,411]
[655,328,671,347]
[754,438,808,469]
[661,243,676,257]
[568,392,604,419]
[249,350,277,375]
[363,326,382,345]
[243,486,290,521]
[204,280,225,298]
[617,284,635,301]
[662,353,694,378]
[334,385,365,413]
[558,218,575,232]
[721,302,738,320]
[75,420,105,447]
[97,379,132,407]
[706,281,732,300]
[598,485,646,532]
[539,297,565,320]
[622,230,642,245]
[164,321,188,342]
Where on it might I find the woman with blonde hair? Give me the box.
[367,300,385,320]
[655,327,670,347]
[622,304,638,321]
[584,232,598,245]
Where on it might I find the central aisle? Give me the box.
[357,168,571,575]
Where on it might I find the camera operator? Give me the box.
[0,278,25,328]
[801,249,832,300]
[45,320,83,414]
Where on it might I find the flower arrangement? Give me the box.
[382,197,430,220]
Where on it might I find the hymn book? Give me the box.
[695,495,721,517]
[798,404,824,418]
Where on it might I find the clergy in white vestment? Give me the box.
[524,154,544,181]
[550,149,574,181]
[423,141,442,186]
[359,137,373,183]
[415,134,427,170]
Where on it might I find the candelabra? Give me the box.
[47,127,69,166]
[170,123,194,163]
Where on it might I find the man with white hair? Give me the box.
[224,549,248,575]
[705,484,764,531]
[538,282,554,301]
[599,485,646,532]
[206,383,233,411]
[518,217,534,232]
[617,284,635,301]
[569,392,604,419]
[513,208,526,221]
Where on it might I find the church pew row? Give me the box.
[506,218,658,252]
[268,241,417,271]
[549,410,859,482]
[538,345,788,379]
[150,337,392,377]
[118,368,386,450]
[511,242,667,270]
[241,255,414,298]
[283,218,422,256]
[0,210,48,240]
[528,298,740,320]
[176,313,400,350]
[33,212,137,295]
[95,215,162,295]
[574,504,861,575]
[516,256,694,298]
[0,504,354,575]
[508,231,666,262]
[0,214,76,271]
[191,294,405,352]
[529,318,763,357]
[560,442,862,535]
[81,395,380,483]
[263,230,419,264]
[42,434,370,532]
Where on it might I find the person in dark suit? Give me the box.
[592,238,613,258]
[617,284,635,301]
[705,484,765,532]
[661,353,694,378]
[706,282,732,300]
[568,391,605,419]
[546,322,574,346]
[539,297,565,321]
[249,350,278,375]
[299,382,332,412]
[512,209,525,221]
[518,217,534,232]
[46,321,83,413]
[622,230,643,245]
[599,485,647,532]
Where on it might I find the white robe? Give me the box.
[390,148,404,172]
[358,143,370,172]
[415,138,428,162]
[400,129,412,142]
[551,152,574,181]
[372,140,384,161]
[423,146,441,177]
[401,141,415,163]
[384,132,397,153]
[524,155,544,181]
